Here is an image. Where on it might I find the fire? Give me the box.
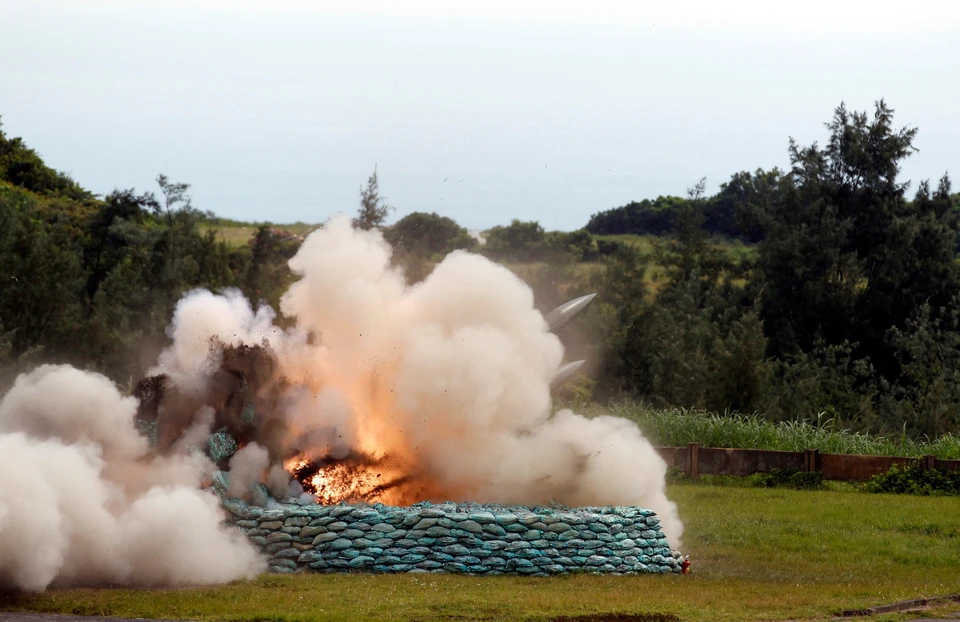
[275,381,427,505]
[284,451,420,505]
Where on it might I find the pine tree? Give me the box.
[752,101,960,431]
[352,167,392,230]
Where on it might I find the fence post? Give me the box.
[923,454,935,470]
[688,442,700,479]
[804,449,819,473]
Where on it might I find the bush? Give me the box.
[545,229,599,262]
[596,238,628,257]
[483,219,547,262]
[754,468,823,490]
[383,211,475,258]
[864,462,960,496]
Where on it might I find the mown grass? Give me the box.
[199,222,320,247]
[597,402,960,460]
[4,485,959,622]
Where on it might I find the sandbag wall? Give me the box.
[222,499,680,575]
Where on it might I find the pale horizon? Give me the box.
[2,0,958,230]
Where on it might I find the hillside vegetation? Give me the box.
[3,102,960,441]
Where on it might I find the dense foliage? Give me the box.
[3,102,960,442]
[0,120,295,387]
[864,462,960,496]
[567,102,960,438]
[584,169,785,242]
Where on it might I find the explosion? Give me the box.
[140,215,681,535]
[0,214,681,591]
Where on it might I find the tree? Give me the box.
[353,167,392,230]
[484,219,547,262]
[661,178,726,283]
[384,212,474,257]
[705,168,785,241]
[585,196,687,236]
[751,101,960,432]
[0,186,84,359]
[244,225,293,309]
[546,229,600,262]
[0,117,92,201]
[613,179,770,413]
[82,189,155,302]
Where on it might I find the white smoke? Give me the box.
[0,365,265,591]
[0,212,682,591]
[152,288,288,389]
[158,214,682,544]
[226,443,270,501]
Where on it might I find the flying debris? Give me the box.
[544,294,596,332]
[550,360,585,390]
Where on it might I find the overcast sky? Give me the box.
[2,0,958,230]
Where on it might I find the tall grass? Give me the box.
[592,402,960,459]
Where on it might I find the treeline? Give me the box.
[571,102,960,439]
[303,102,960,440]
[0,119,296,386]
[585,167,960,246]
[4,103,960,440]
[584,171,778,242]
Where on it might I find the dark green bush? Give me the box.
[864,462,960,496]
[754,468,824,490]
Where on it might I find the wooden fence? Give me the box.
[655,443,960,481]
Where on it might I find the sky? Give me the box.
[1,0,959,231]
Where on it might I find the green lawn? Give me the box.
[199,222,319,247]
[3,484,959,621]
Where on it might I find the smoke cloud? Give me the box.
[0,213,681,591]
[227,443,270,501]
[0,366,265,591]
[155,214,683,544]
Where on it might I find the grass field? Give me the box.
[4,484,959,622]
[199,222,320,247]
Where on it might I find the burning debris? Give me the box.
[0,213,683,589]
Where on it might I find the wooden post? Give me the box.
[804,449,819,473]
[688,442,700,479]
[923,454,935,470]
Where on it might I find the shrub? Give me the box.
[754,468,823,490]
[864,462,960,496]
[384,211,475,257]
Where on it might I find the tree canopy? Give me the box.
[3,102,959,438]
